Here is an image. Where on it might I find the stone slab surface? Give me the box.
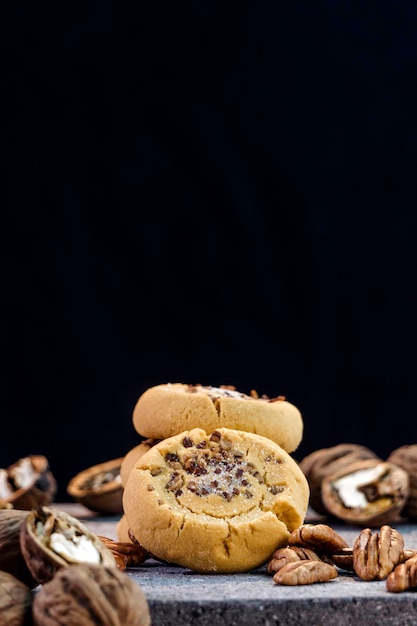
[60,503,417,626]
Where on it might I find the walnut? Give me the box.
[321,459,409,526]
[387,445,417,520]
[386,554,417,592]
[20,505,117,584]
[67,457,124,515]
[353,525,405,580]
[0,509,38,587]
[0,570,33,626]
[32,562,151,626]
[299,443,380,514]
[266,546,322,574]
[0,455,57,510]
[273,560,338,585]
[98,535,150,570]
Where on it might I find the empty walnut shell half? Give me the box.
[67,457,124,514]
[20,505,117,584]
[0,455,57,510]
[321,459,409,526]
[299,443,380,515]
[387,445,417,520]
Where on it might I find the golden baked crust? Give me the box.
[116,514,130,542]
[120,439,159,486]
[132,383,303,453]
[123,427,309,573]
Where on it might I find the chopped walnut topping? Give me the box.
[160,431,283,502]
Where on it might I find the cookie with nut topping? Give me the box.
[123,427,309,573]
[132,383,303,453]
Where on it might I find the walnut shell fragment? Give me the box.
[299,443,380,515]
[20,505,117,584]
[67,457,124,514]
[0,509,38,588]
[321,459,409,526]
[32,563,151,626]
[387,445,417,520]
[0,570,33,626]
[0,455,57,510]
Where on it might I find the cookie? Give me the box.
[116,514,130,542]
[123,427,309,573]
[120,439,159,487]
[132,383,303,453]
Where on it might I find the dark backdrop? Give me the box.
[2,1,417,501]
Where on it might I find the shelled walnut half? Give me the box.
[20,505,117,584]
[0,455,57,510]
[321,459,409,526]
[67,457,124,514]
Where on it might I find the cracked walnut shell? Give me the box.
[123,427,309,573]
[299,443,380,515]
[0,455,57,510]
[387,445,417,520]
[67,457,124,515]
[20,505,117,584]
[32,563,151,626]
[321,459,409,526]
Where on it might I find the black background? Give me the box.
[2,1,417,501]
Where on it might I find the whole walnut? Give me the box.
[0,509,37,587]
[0,570,33,626]
[32,562,151,626]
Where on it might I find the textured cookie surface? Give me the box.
[132,383,303,453]
[123,427,309,573]
[120,439,159,487]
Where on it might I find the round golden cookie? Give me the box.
[120,439,159,486]
[116,514,131,542]
[123,427,309,573]
[132,383,303,453]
